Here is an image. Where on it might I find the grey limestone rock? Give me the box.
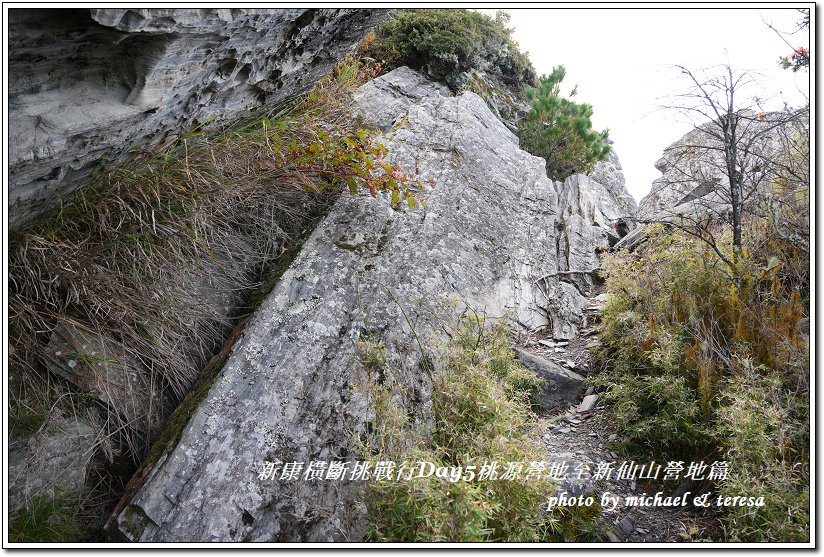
[353,66,451,132]
[8,8,389,230]
[513,348,586,412]
[109,67,627,542]
[8,415,98,513]
[552,149,638,295]
[638,112,804,222]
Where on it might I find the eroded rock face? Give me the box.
[552,149,638,299]
[8,8,388,229]
[637,112,805,221]
[108,67,633,542]
[637,124,732,221]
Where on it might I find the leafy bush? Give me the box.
[517,66,611,180]
[594,219,809,541]
[362,9,536,92]
[356,314,603,542]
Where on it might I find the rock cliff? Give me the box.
[108,67,636,542]
[637,111,804,221]
[8,8,388,229]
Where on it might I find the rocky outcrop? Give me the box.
[108,67,636,542]
[8,8,388,230]
[637,123,733,221]
[638,111,805,221]
[552,149,637,298]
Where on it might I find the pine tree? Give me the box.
[518,66,611,181]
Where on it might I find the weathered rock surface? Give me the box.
[109,67,632,542]
[353,66,451,131]
[8,8,388,230]
[638,111,805,221]
[638,123,733,221]
[551,149,637,300]
[513,348,586,412]
[8,415,97,513]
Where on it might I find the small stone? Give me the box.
[606,531,622,543]
[67,359,77,369]
[585,386,595,396]
[618,517,635,535]
[559,427,571,434]
[538,340,555,348]
[564,359,576,369]
[608,433,618,442]
[569,418,582,424]
[578,394,599,412]
[555,347,566,353]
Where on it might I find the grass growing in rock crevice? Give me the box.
[8,53,424,541]
[355,314,604,542]
[10,54,422,455]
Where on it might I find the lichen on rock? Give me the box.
[108,67,636,542]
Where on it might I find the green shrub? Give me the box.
[715,363,809,541]
[356,315,603,542]
[594,220,809,542]
[362,9,536,91]
[517,66,611,180]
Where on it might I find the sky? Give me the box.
[485,7,811,201]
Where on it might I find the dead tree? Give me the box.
[652,64,809,277]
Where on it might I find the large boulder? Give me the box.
[107,67,630,542]
[8,8,388,230]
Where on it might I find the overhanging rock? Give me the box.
[108,68,607,542]
[8,8,388,229]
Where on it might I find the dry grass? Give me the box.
[8,54,418,462]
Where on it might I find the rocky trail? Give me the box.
[518,291,722,542]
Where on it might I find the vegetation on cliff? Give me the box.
[518,65,612,180]
[363,9,611,181]
[357,314,602,542]
[8,55,422,541]
[594,174,809,541]
[361,9,536,92]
